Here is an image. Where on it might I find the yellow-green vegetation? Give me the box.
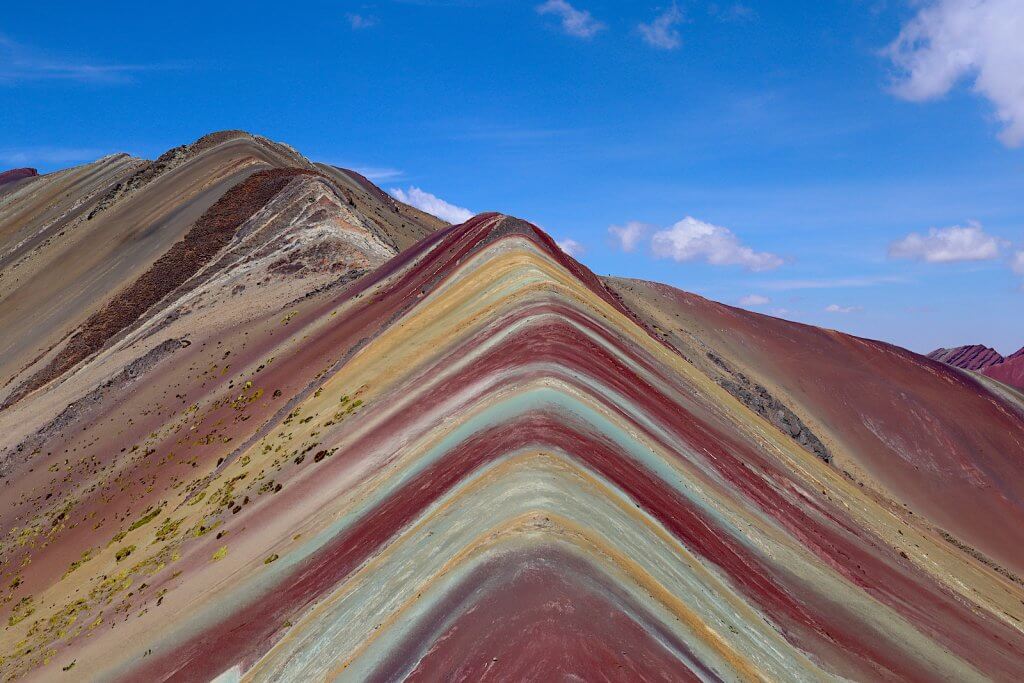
[154,517,184,543]
[115,545,136,562]
[45,599,89,640]
[127,505,164,532]
[8,596,34,626]
[212,546,228,561]
[207,474,248,512]
[63,549,95,578]
[187,519,222,538]
[264,553,279,564]
[3,537,181,677]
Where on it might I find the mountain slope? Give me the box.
[984,353,1024,391]
[927,344,1024,391]
[1,136,1023,681]
[608,279,1024,579]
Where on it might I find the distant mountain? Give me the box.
[0,167,38,188]
[927,344,1004,370]
[2,131,1023,680]
[982,348,1024,391]
[926,344,1024,391]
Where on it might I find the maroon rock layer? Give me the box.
[0,168,38,186]
[927,344,1005,370]
[983,354,1024,391]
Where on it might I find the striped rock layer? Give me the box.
[2,137,1024,682]
[927,345,1004,371]
[928,345,1024,392]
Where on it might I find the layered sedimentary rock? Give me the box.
[928,344,1024,392]
[1,135,1024,681]
[0,168,38,190]
[927,344,1004,370]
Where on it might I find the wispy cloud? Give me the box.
[556,238,585,257]
[450,125,571,144]
[608,221,650,252]
[708,3,755,22]
[825,303,863,314]
[1013,250,1024,275]
[738,294,771,306]
[347,13,378,30]
[536,0,605,39]
[0,34,179,85]
[390,186,474,224]
[0,146,105,166]
[651,216,783,271]
[638,4,685,50]
[888,221,1005,263]
[884,0,1024,147]
[351,166,405,182]
[757,275,907,291]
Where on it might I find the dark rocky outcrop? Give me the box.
[707,351,833,463]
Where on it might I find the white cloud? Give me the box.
[351,166,404,182]
[651,216,784,271]
[709,3,755,22]
[536,0,605,39]
[825,304,863,314]
[884,0,1024,147]
[0,147,104,166]
[608,221,650,252]
[888,221,1004,263]
[738,294,771,306]
[0,34,177,85]
[758,275,907,290]
[389,186,474,224]
[1012,250,1024,275]
[556,238,586,257]
[638,4,685,50]
[347,13,377,30]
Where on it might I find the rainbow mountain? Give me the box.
[2,131,1024,681]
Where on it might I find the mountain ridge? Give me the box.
[927,343,1024,390]
[1,132,1023,681]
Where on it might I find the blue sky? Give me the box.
[2,0,1022,353]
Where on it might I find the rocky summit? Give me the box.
[1,132,1024,681]
[928,344,1024,391]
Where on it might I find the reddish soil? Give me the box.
[983,355,1024,391]
[0,168,38,186]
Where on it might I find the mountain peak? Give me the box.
[0,167,39,187]
[2,131,1024,681]
[926,344,1004,370]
